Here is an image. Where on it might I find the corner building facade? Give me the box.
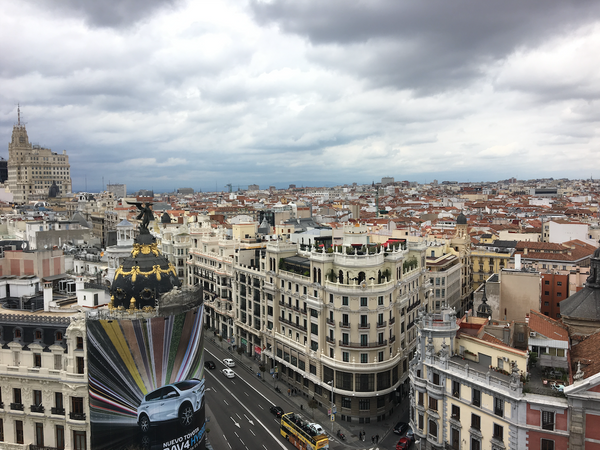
[261,225,430,422]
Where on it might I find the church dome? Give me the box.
[457,213,467,225]
[110,233,180,311]
[161,211,172,224]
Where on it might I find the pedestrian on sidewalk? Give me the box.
[288,388,291,396]
[376,434,379,443]
[362,430,365,441]
[371,435,374,443]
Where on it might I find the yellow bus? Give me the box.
[280,412,329,450]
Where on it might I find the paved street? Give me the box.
[204,337,413,450]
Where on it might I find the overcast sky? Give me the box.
[1,0,599,193]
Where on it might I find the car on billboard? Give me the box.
[222,368,235,378]
[137,379,205,432]
[223,358,235,367]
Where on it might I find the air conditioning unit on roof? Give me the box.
[530,331,537,337]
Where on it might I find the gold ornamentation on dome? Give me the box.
[131,244,141,258]
[115,264,176,282]
[142,306,155,313]
[108,295,115,311]
[129,297,137,311]
[117,305,125,311]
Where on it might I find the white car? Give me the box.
[308,423,325,436]
[223,358,236,367]
[222,368,235,378]
[137,379,205,432]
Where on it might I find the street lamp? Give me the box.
[327,380,335,432]
[415,439,422,450]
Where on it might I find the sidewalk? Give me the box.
[209,334,409,448]
[277,385,408,447]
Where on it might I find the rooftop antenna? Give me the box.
[17,104,21,126]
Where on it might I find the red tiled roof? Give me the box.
[570,329,600,379]
[528,310,568,341]
[481,332,506,346]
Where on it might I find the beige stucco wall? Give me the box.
[499,270,541,322]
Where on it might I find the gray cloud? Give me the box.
[250,0,600,93]
[1,0,598,192]
[24,0,183,29]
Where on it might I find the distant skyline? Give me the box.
[1,0,599,193]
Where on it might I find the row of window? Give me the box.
[1,328,66,343]
[0,387,85,417]
[0,418,85,449]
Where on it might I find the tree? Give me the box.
[259,363,266,381]
[307,398,319,419]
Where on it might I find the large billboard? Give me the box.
[87,307,205,450]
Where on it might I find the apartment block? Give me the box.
[409,308,569,450]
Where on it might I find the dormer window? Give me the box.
[14,328,22,339]
[55,331,63,342]
[34,329,43,341]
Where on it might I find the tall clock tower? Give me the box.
[7,106,72,203]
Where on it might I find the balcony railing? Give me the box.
[326,336,335,344]
[51,407,65,415]
[326,318,334,325]
[339,339,387,349]
[30,404,45,413]
[376,321,387,328]
[389,335,396,344]
[389,317,396,325]
[11,402,24,411]
[339,322,350,328]
[30,446,64,450]
[69,412,86,420]
[358,323,370,329]
[280,317,307,332]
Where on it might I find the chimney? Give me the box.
[76,276,85,292]
[43,282,53,312]
[515,254,522,270]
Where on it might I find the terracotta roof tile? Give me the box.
[481,332,506,346]
[570,329,600,379]
[528,310,569,341]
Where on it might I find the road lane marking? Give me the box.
[206,349,276,406]
[205,368,289,450]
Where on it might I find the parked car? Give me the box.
[222,368,235,378]
[223,358,236,367]
[269,406,284,418]
[396,437,411,450]
[137,379,205,432]
[406,428,415,442]
[204,360,216,370]
[394,421,409,435]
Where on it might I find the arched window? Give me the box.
[358,272,366,283]
[338,271,344,284]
